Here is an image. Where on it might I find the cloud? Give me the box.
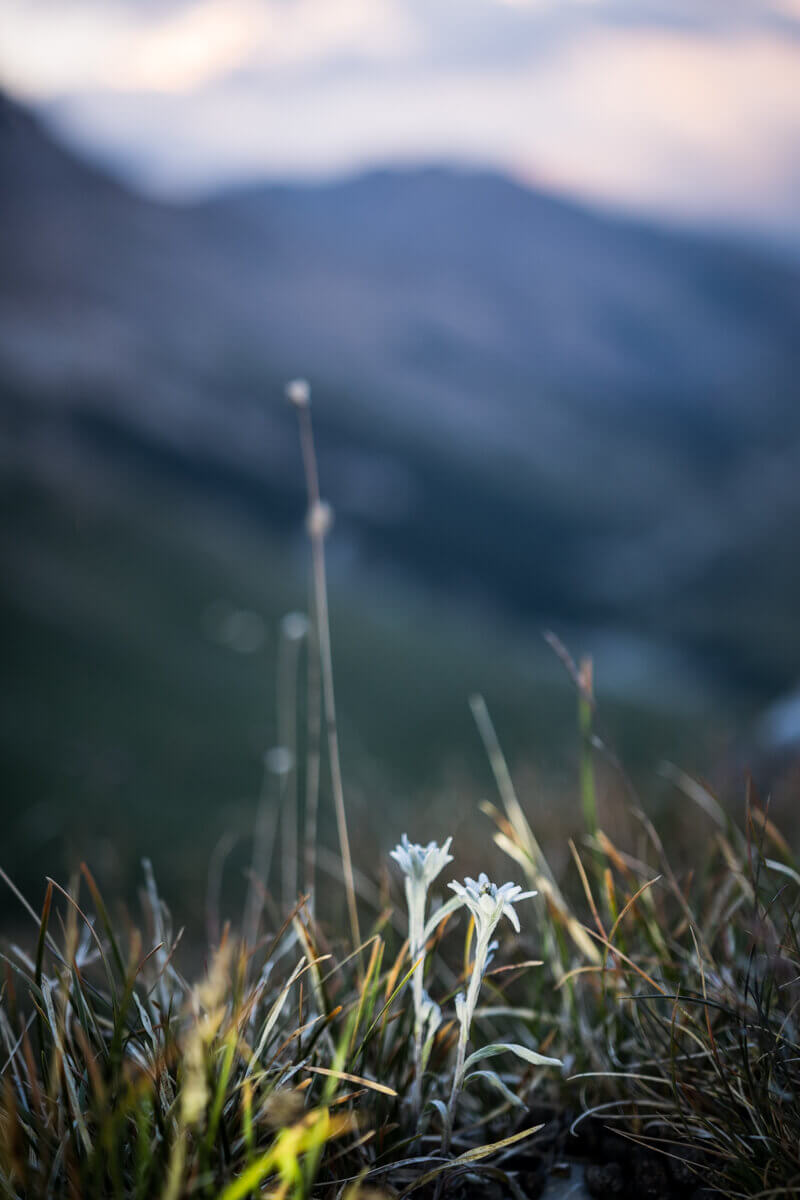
[0,0,420,96]
[2,0,799,237]
[3,0,798,99]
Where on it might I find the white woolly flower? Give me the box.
[448,873,536,937]
[390,835,453,963]
[390,835,453,891]
[390,834,453,1113]
[444,871,541,1149]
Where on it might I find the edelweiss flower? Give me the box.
[444,872,546,1149]
[390,835,453,1113]
[448,872,536,936]
[390,835,453,890]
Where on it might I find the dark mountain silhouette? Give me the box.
[3,90,800,695]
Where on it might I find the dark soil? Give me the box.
[510,1107,722,1200]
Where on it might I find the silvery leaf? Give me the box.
[422,895,462,942]
[463,1069,526,1109]
[463,1042,563,1073]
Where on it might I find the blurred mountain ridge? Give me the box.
[3,90,800,697]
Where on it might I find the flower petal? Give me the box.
[502,903,520,933]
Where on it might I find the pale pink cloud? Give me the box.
[2,0,799,236]
[0,0,419,96]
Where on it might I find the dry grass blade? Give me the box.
[399,1124,544,1196]
[303,1065,397,1097]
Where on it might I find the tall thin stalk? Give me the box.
[304,579,322,918]
[287,380,361,955]
[577,655,598,839]
[244,748,286,946]
[278,613,307,912]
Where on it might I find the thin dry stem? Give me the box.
[305,578,322,917]
[294,398,361,955]
[244,758,279,946]
[278,626,302,911]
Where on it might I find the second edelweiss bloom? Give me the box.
[448,872,537,936]
[443,870,548,1151]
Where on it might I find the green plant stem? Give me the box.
[578,687,597,840]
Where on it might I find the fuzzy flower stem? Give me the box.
[406,876,426,1111]
[446,924,486,1139]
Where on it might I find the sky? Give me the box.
[2,0,800,238]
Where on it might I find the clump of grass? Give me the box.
[7,681,799,1200]
[569,784,800,1198]
[0,845,562,1198]
[479,657,800,1197]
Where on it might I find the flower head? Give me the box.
[448,872,536,936]
[285,378,310,408]
[281,611,309,642]
[390,835,453,890]
[264,746,293,776]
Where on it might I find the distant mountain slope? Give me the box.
[2,92,800,694]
